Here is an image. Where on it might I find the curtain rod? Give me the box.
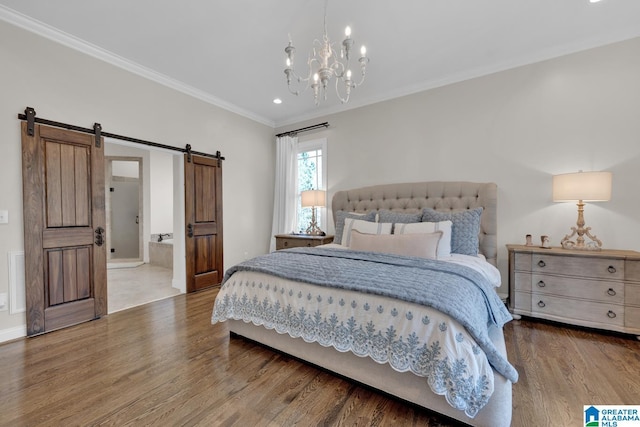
[275,122,329,138]
[17,107,225,161]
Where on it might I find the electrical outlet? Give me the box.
[0,210,8,224]
[0,293,8,311]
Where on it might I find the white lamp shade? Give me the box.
[301,189,326,207]
[552,171,612,202]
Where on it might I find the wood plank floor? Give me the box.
[1,287,639,426]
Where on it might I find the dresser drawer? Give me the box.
[531,293,624,327]
[514,272,532,292]
[513,252,532,272]
[532,254,624,280]
[626,307,640,330]
[276,238,313,250]
[626,284,640,307]
[274,234,334,250]
[626,260,640,283]
[531,274,624,304]
[513,291,531,312]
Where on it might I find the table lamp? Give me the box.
[301,189,326,235]
[552,171,612,250]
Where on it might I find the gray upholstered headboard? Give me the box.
[331,181,498,266]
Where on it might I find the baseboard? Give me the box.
[0,325,27,344]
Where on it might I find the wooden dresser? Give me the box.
[275,234,334,250]
[507,244,640,337]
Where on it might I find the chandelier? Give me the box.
[283,0,369,105]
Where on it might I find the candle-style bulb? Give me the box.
[360,45,367,56]
[286,58,291,67]
[346,69,352,79]
[345,26,351,37]
[313,73,319,82]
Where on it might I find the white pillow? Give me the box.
[393,220,453,259]
[350,230,442,260]
[341,218,392,246]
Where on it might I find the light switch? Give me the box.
[0,210,8,224]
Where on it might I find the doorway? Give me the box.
[104,142,185,313]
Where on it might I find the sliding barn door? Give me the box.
[22,123,107,336]
[184,154,223,292]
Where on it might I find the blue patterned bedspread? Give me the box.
[220,247,518,384]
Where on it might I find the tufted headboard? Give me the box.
[331,181,498,266]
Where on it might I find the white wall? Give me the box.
[0,20,275,340]
[276,37,640,296]
[149,150,174,235]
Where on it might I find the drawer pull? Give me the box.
[537,280,546,288]
[607,288,616,296]
[607,266,616,274]
[537,300,546,308]
[537,260,546,268]
[607,310,617,319]
[284,241,289,247]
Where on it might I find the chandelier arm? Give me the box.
[350,73,366,88]
[334,74,351,104]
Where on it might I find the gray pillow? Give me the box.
[334,211,377,244]
[421,207,483,256]
[377,210,422,233]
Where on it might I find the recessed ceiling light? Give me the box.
[589,0,602,3]
[273,98,282,104]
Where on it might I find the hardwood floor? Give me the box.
[1,287,638,426]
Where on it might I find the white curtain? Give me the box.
[270,135,298,251]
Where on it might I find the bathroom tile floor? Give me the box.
[107,263,181,313]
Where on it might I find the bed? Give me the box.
[212,181,516,426]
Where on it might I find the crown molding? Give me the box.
[0,5,275,128]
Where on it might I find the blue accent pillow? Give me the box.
[334,211,377,244]
[421,207,483,255]
[377,210,423,234]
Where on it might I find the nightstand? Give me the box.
[507,244,640,337]
[275,234,334,250]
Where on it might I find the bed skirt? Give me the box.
[227,319,512,427]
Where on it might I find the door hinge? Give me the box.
[185,144,192,163]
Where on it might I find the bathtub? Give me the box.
[149,239,173,269]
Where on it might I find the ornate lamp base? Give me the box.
[560,201,602,250]
[305,207,324,236]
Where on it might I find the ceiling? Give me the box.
[1,1,640,128]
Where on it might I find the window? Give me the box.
[296,138,327,233]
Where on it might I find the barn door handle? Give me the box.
[187,223,194,238]
[94,227,105,246]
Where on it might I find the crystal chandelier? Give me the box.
[284,0,369,105]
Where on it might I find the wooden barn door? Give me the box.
[22,122,107,336]
[184,154,223,292]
